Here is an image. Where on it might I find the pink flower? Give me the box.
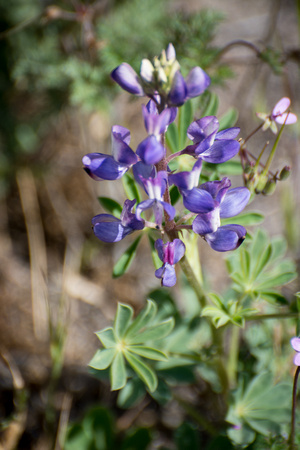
[256,97,297,134]
[291,337,300,366]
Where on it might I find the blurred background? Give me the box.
[0,0,299,448]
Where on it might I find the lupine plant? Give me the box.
[81,44,299,449]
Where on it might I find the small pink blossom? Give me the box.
[291,337,300,366]
[256,97,297,134]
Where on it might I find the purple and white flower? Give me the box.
[183,116,240,163]
[136,170,175,227]
[191,178,250,251]
[92,199,144,243]
[167,66,210,107]
[83,126,137,181]
[155,238,185,287]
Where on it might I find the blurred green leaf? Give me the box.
[128,345,168,361]
[89,348,116,370]
[125,299,158,338]
[166,122,179,153]
[111,351,127,390]
[95,328,116,348]
[201,91,219,116]
[121,427,152,450]
[122,173,141,203]
[98,197,123,218]
[128,318,175,344]
[114,303,134,339]
[221,211,264,226]
[178,100,194,149]
[175,422,200,450]
[218,107,239,130]
[112,235,142,278]
[124,350,157,392]
[117,378,146,409]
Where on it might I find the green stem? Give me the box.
[179,256,207,308]
[289,366,300,450]
[262,120,287,176]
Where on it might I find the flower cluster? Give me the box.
[83,44,250,287]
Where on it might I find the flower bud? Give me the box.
[262,179,277,195]
[140,59,154,83]
[255,173,268,193]
[279,165,291,181]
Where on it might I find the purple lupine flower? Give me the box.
[136,170,175,227]
[257,97,297,134]
[155,238,185,287]
[83,126,138,181]
[191,178,250,251]
[169,159,216,214]
[136,101,177,165]
[291,337,300,366]
[111,44,210,108]
[92,199,144,243]
[168,67,210,107]
[183,116,240,163]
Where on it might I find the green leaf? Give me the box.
[227,423,256,447]
[121,427,152,450]
[259,291,288,305]
[97,197,123,218]
[175,422,200,450]
[206,160,243,176]
[178,100,194,149]
[222,211,264,226]
[256,271,297,290]
[218,107,238,130]
[252,244,272,279]
[65,423,91,450]
[125,299,158,338]
[165,122,179,153]
[114,303,134,340]
[124,350,157,392]
[122,172,141,203]
[117,378,146,409]
[128,346,168,361]
[128,318,175,344]
[201,91,219,116]
[110,351,127,390]
[95,327,116,348]
[112,235,142,278]
[89,348,116,370]
[169,185,181,205]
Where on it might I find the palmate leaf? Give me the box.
[127,346,168,361]
[114,303,134,339]
[95,327,116,348]
[89,348,116,370]
[125,299,158,338]
[110,351,127,390]
[128,318,175,344]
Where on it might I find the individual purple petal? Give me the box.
[111,125,131,145]
[185,66,211,99]
[182,187,215,214]
[136,199,155,220]
[111,63,144,96]
[93,221,127,242]
[199,140,240,164]
[291,337,300,352]
[132,162,155,187]
[82,153,128,180]
[168,159,202,190]
[219,187,250,218]
[142,104,177,136]
[111,132,138,166]
[152,201,165,226]
[275,112,297,125]
[161,201,176,221]
[294,353,300,366]
[272,97,290,116]
[187,116,219,143]
[92,214,120,226]
[192,209,220,235]
[155,263,177,287]
[205,224,246,252]
[216,127,240,140]
[168,71,188,106]
[155,239,164,261]
[136,136,165,165]
[199,178,231,203]
[171,239,186,264]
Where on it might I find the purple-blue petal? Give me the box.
[152,201,165,226]
[182,187,215,214]
[168,71,188,106]
[192,210,219,235]
[216,127,240,140]
[187,116,219,143]
[132,162,155,187]
[111,125,131,145]
[155,263,177,287]
[111,133,138,166]
[199,178,231,202]
[220,187,250,218]
[136,199,155,220]
[111,63,144,96]
[92,215,132,243]
[136,136,165,165]
[172,239,186,264]
[161,201,176,221]
[185,66,211,99]
[120,199,144,230]
[168,159,202,190]
[205,224,246,252]
[155,239,164,262]
[200,140,240,164]
[143,104,177,136]
[82,153,128,180]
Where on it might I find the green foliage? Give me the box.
[98,197,123,218]
[89,300,174,392]
[226,373,291,447]
[112,235,142,278]
[226,229,297,305]
[202,293,256,328]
